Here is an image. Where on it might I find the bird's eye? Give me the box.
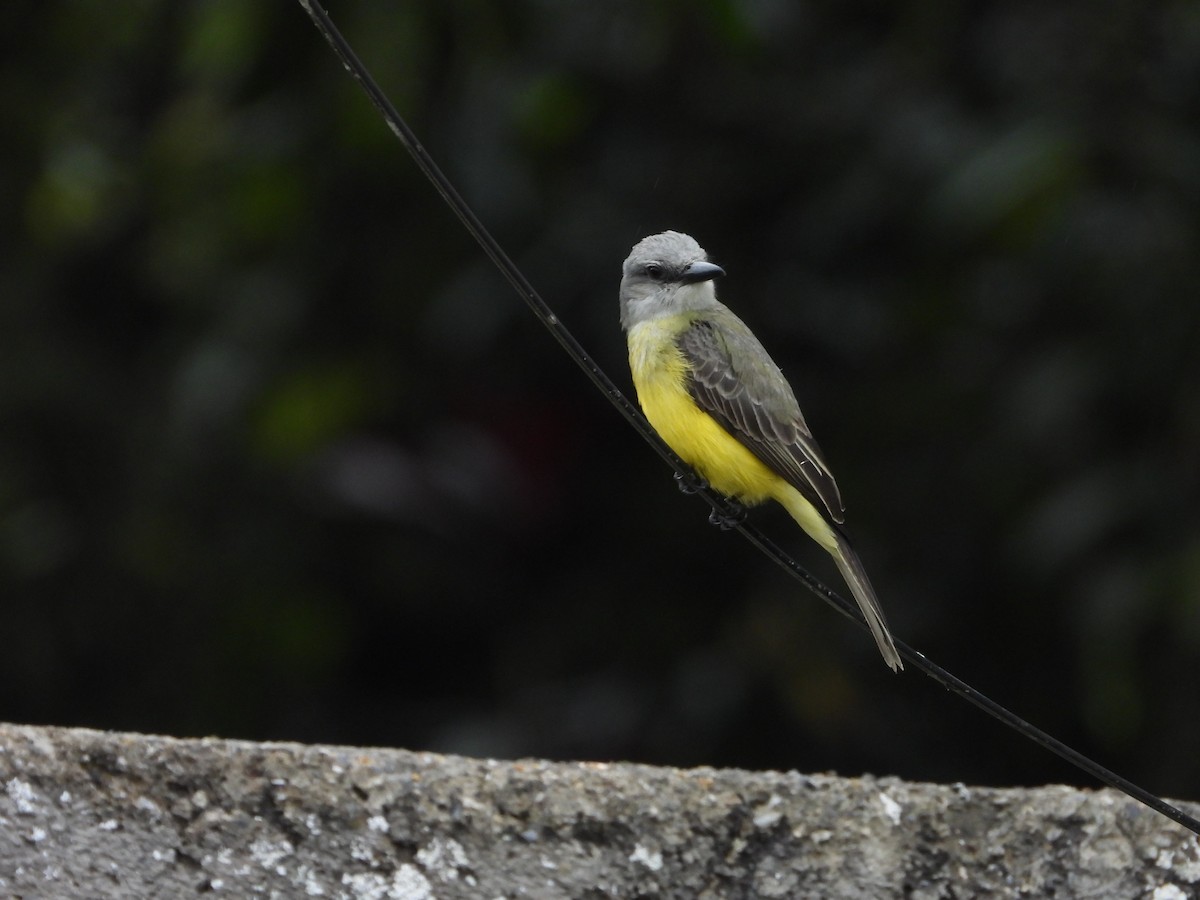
[644,263,664,279]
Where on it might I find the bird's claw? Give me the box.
[674,470,708,495]
[673,471,744,529]
[708,501,747,531]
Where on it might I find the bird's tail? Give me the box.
[830,535,903,672]
[777,487,903,671]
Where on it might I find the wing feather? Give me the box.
[678,316,846,522]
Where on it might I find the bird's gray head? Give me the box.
[619,231,725,330]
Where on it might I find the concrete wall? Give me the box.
[1,722,1197,898]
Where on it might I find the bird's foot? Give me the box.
[708,500,747,531]
[674,470,708,495]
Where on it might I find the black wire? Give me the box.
[737,526,1200,832]
[296,0,1200,836]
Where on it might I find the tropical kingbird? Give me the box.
[620,230,902,671]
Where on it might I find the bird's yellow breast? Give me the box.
[627,318,781,504]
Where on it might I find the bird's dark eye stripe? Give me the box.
[644,262,665,278]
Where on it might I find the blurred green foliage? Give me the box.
[1,0,1198,798]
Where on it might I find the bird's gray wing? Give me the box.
[677,316,846,522]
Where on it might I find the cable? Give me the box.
[296,0,1200,836]
[737,525,1200,832]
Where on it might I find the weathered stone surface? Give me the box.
[0,722,1197,898]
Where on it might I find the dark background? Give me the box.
[3,1,1198,801]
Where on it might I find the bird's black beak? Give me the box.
[679,260,725,284]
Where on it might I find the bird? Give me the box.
[619,230,902,671]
